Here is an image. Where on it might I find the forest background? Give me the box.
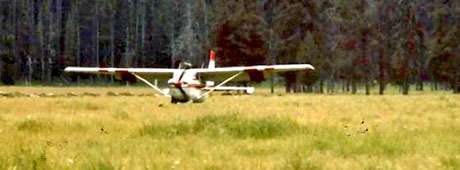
[0,0,459,94]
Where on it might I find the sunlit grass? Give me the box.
[0,86,459,169]
[139,114,300,139]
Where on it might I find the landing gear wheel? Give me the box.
[192,98,205,103]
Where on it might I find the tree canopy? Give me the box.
[0,0,459,94]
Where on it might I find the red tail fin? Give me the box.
[208,50,216,69]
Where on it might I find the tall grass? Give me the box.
[139,114,300,139]
[16,119,55,132]
[0,87,459,169]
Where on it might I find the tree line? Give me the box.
[0,0,459,94]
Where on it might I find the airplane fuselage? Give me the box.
[167,69,206,103]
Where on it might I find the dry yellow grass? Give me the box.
[0,86,459,169]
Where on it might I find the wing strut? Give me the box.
[198,71,244,99]
[131,73,170,97]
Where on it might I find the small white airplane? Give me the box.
[65,50,314,103]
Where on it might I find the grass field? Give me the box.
[0,86,459,169]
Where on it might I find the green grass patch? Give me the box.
[300,126,409,157]
[139,114,301,139]
[224,116,300,139]
[336,134,407,157]
[59,101,103,111]
[10,145,50,170]
[139,121,192,138]
[64,121,90,132]
[441,156,460,170]
[16,119,55,132]
[112,109,130,120]
[81,102,102,111]
[284,152,321,170]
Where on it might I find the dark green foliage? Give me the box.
[0,0,459,94]
[0,37,15,85]
[429,52,460,89]
[216,14,267,66]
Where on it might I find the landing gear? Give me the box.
[170,97,189,104]
[192,97,205,103]
[131,73,170,96]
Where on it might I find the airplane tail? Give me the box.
[208,50,216,69]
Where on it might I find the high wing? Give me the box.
[64,67,176,80]
[192,64,314,82]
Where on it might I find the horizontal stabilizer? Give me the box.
[203,86,255,94]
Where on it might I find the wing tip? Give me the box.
[306,64,315,70]
[64,67,73,72]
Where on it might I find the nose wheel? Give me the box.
[170,97,189,104]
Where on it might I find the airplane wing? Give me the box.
[64,67,176,80]
[64,67,176,96]
[194,64,314,82]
